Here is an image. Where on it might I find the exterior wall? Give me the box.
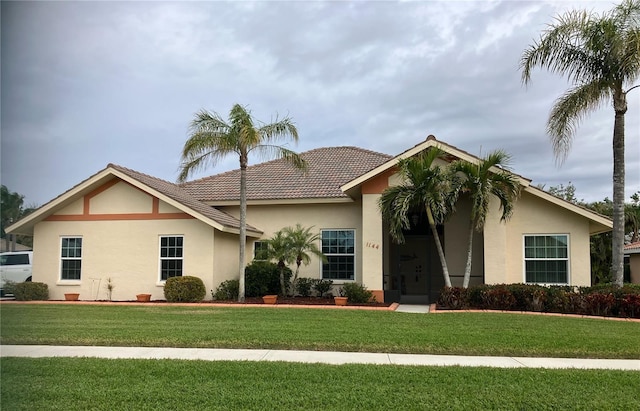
[32,180,222,300]
[444,194,484,287]
[629,254,640,284]
[220,201,362,283]
[486,190,592,286]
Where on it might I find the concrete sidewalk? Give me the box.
[1,345,638,370]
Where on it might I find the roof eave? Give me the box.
[340,138,532,194]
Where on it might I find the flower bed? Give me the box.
[437,283,640,319]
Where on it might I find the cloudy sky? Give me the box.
[2,0,638,207]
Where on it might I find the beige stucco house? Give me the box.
[6,136,612,302]
[624,242,640,284]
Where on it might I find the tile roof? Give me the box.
[181,146,393,202]
[108,164,259,232]
[624,241,640,253]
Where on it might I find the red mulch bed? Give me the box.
[213,296,392,307]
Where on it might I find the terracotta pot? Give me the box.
[64,293,80,301]
[334,296,348,306]
[262,295,278,304]
[136,294,152,302]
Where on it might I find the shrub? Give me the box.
[482,285,516,310]
[213,279,239,301]
[437,287,468,309]
[312,279,333,297]
[2,280,17,296]
[164,276,206,303]
[341,282,374,303]
[583,292,617,317]
[619,294,640,318]
[295,278,314,297]
[245,261,291,297]
[13,282,48,301]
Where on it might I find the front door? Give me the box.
[396,236,430,304]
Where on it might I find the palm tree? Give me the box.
[378,148,459,287]
[451,151,521,288]
[282,224,326,296]
[264,229,296,296]
[178,104,306,301]
[520,0,640,286]
[625,202,640,243]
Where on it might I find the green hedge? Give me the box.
[212,279,239,301]
[341,282,374,303]
[438,283,640,318]
[13,282,49,301]
[245,261,291,297]
[164,276,206,303]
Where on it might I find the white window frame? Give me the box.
[253,240,269,261]
[320,229,356,282]
[523,234,570,285]
[59,236,83,283]
[159,235,184,282]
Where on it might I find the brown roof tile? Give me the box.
[108,164,259,232]
[181,146,392,202]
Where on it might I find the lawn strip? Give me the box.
[2,357,639,411]
[1,304,639,358]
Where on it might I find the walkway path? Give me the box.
[2,345,638,370]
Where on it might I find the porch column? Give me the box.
[361,193,384,302]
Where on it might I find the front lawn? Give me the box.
[2,358,639,411]
[1,304,639,358]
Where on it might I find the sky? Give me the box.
[1,0,639,208]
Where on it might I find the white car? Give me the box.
[0,251,33,296]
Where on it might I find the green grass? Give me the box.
[1,304,639,358]
[2,357,639,410]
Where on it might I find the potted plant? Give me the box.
[262,295,278,304]
[136,293,152,302]
[334,289,347,306]
[64,293,80,301]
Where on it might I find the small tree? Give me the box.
[281,224,326,296]
[451,150,520,288]
[264,230,296,296]
[379,148,459,287]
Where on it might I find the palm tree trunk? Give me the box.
[279,262,287,296]
[426,206,451,287]
[462,219,475,288]
[238,154,248,302]
[611,104,626,286]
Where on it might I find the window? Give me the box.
[321,229,355,280]
[61,237,82,280]
[253,241,269,260]
[160,236,183,281]
[524,235,568,284]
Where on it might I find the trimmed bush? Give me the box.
[245,261,291,297]
[341,282,374,303]
[13,282,48,301]
[312,279,333,297]
[437,283,640,319]
[294,278,314,297]
[437,287,468,309]
[213,279,239,301]
[164,276,206,303]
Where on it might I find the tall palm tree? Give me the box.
[178,104,306,301]
[451,151,521,288]
[282,224,326,296]
[378,148,459,287]
[520,0,640,286]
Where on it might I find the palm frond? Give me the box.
[547,79,611,162]
[252,145,308,173]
